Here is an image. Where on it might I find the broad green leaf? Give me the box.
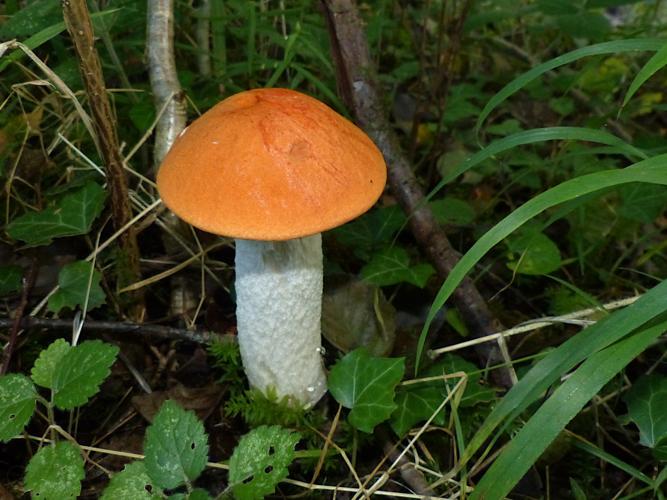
[101,462,163,499]
[0,265,22,295]
[476,39,666,132]
[52,340,119,409]
[0,374,37,442]
[361,247,435,288]
[229,425,300,500]
[622,41,667,108]
[429,355,496,407]
[144,400,208,490]
[0,0,60,38]
[391,386,445,436]
[471,322,666,500]
[506,231,562,275]
[624,375,667,448]
[328,348,405,433]
[418,154,667,372]
[7,181,106,246]
[556,13,610,40]
[47,260,106,313]
[24,441,84,499]
[618,184,667,223]
[31,338,72,389]
[429,197,476,226]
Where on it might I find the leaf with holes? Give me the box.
[24,441,84,499]
[101,461,163,499]
[624,375,667,448]
[48,261,106,313]
[229,425,300,500]
[0,265,22,295]
[6,181,106,246]
[31,338,72,389]
[361,247,435,288]
[52,340,119,409]
[0,374,37,442]
[328,348,405,433]
[144,400,209,490]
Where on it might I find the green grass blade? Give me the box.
[470,321,667,500]
[621,41,667,110]
[475,39,665,133]
[431,127,646,197]
[417,154,667,373]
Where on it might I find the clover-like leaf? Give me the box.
[229,425,300,500]
[361,247,435,288]
[0,265,23,295]
[0,374,37,442]
[48,260,106,313]
[7,181,106,246]
[101,461,163,499]
[624,375,667,448]
[328,348,405,433]
[31,338,72,389]
[52,340,119,409]
[144,400,209,490]
[24,441,84,499]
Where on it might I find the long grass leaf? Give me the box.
[471,321,667,499]
[476,39,665,132]
[621,41,667,109]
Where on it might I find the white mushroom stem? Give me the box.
[234,234,327,408]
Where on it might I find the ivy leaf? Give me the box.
[6,181,106,246]
[0,265,23,295]
[52,340,119,409]
[391,385,445,436]
[430,354,496,407]
[47,260,106,313]
[144,400,209,490]
[229,425,300,500]
[361,247,435,288]
[31,338,72,389]
[624,375,667,448]
[101,462,163,499]
[24,441,84,499]
[328,348,405,433]
[0,374,37,442]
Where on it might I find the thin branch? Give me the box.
[320,0,515,387]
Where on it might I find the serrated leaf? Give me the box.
[47,261,106,313]
[31,338,72,389]
[0,374,37,442]
[52,340,119,409]
[6,181,106,246]
[101,462,163,499]
[144,400,208,490]
[229,425,300,500]
[0,265,23,295]
[24,441,84,499]
[328,348,405,433]
[391,385,445,436]
[506,230,562,275]
[361,247,435,288]
[624,375,667,448]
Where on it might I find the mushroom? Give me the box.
[156,88,386,407]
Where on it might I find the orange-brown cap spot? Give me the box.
[156,88,387,241]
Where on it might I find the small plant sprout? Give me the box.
[157,88,386,407]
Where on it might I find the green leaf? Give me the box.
[47,260,106,313]
[0,265,22,295]
[429,197,476,226]
[476,39,666,132]
[0,0,60,38]
[622,41,667,108]
[391,385,445,436]
[556,13,610,40]
[6,181,106,246]
[429,355,496,407]
[0,374,37,442]
[31,338,72,389]
[52,340,119,409]
[332,206,406,261]
[624,375,667,448]
[144,400,209,490]
[361,247,435,288]
[328,348,405,433]
[229,425,300,500]
[470,322,665,500]
[24,441,84,499]
[618,184,667,223]
[506,230,562,275]
[101,462,163,500]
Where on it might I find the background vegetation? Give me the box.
[1,0,667,498]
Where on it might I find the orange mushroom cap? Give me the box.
[156,88,387,241]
